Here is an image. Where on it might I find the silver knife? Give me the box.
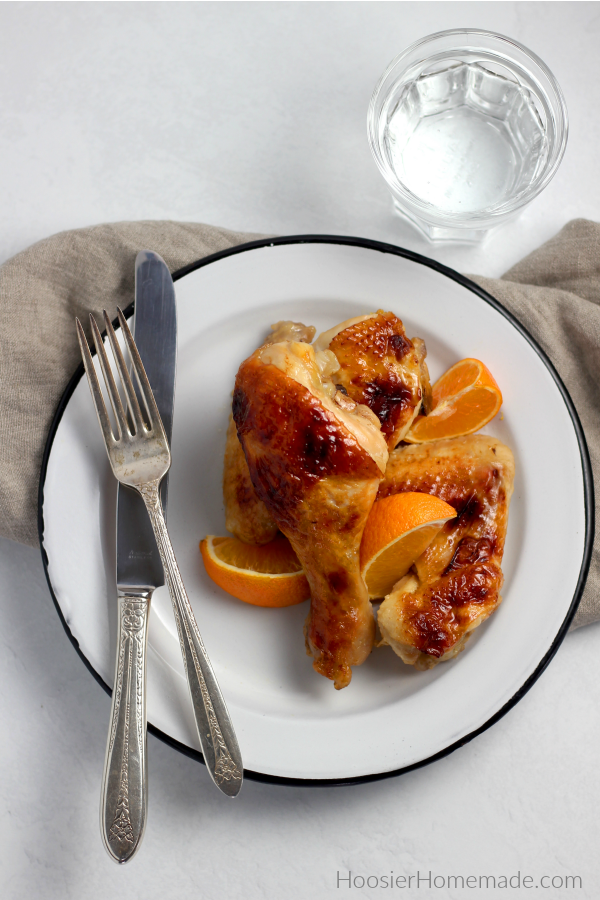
[100,250,177,864]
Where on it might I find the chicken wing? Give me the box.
[314,311,429,448]
[377,435,514,669]
[223,321,315,544]
[233,339,388,688]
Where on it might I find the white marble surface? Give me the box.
[0,2,598,898]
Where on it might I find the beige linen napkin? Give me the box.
[0,218,598,628]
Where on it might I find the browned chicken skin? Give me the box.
[223,322,314,544]
[315,311,428,448]
[233,340,387,688]
[377,435,514,668]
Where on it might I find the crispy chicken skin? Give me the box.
[233,340,387,689]
[314,311,428,448]
[377,435,514,669]
[223,322,314,544]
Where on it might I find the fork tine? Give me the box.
[89,314,129,439]
[76,317,116,445]
[116,307,165,437]
[102,310,146,434]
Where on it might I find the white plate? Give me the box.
[39,236,592,784]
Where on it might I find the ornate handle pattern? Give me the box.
[100,589,151,863]
[139,479,243,796]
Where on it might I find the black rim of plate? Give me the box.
[38,234,595,788]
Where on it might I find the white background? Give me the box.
[0,2,599,899]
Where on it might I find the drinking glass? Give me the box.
[367,30,568,242]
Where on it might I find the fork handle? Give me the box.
[139,478,243,797]
[100,588,151,863]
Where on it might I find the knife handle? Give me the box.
[100,588,151,863]
[138,479,243,797]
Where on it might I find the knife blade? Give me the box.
[100,250,177,863]
[116,252,177,587]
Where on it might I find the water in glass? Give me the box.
[384,62,547,215]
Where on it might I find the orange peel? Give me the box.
[200,534,309,608]
[360,492,457,598]
[406,358,502,443]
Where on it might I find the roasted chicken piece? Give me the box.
[314,311,430,448]
[223,321,315,544]
[377,435,514,669]
[233,339,388,689]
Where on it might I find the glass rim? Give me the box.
[367,28,569,226]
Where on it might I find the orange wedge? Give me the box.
[200,534,310,608]
[360,492,456,599]
[405,358,502,443]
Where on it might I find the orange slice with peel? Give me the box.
[360,492,457,599]
[200,534,310,608]
[405,358,502,443]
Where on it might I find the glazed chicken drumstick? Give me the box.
[233,338,388,688]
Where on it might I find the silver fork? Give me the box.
[76,308,243,800]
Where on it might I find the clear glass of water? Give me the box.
[367,30,568,242]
